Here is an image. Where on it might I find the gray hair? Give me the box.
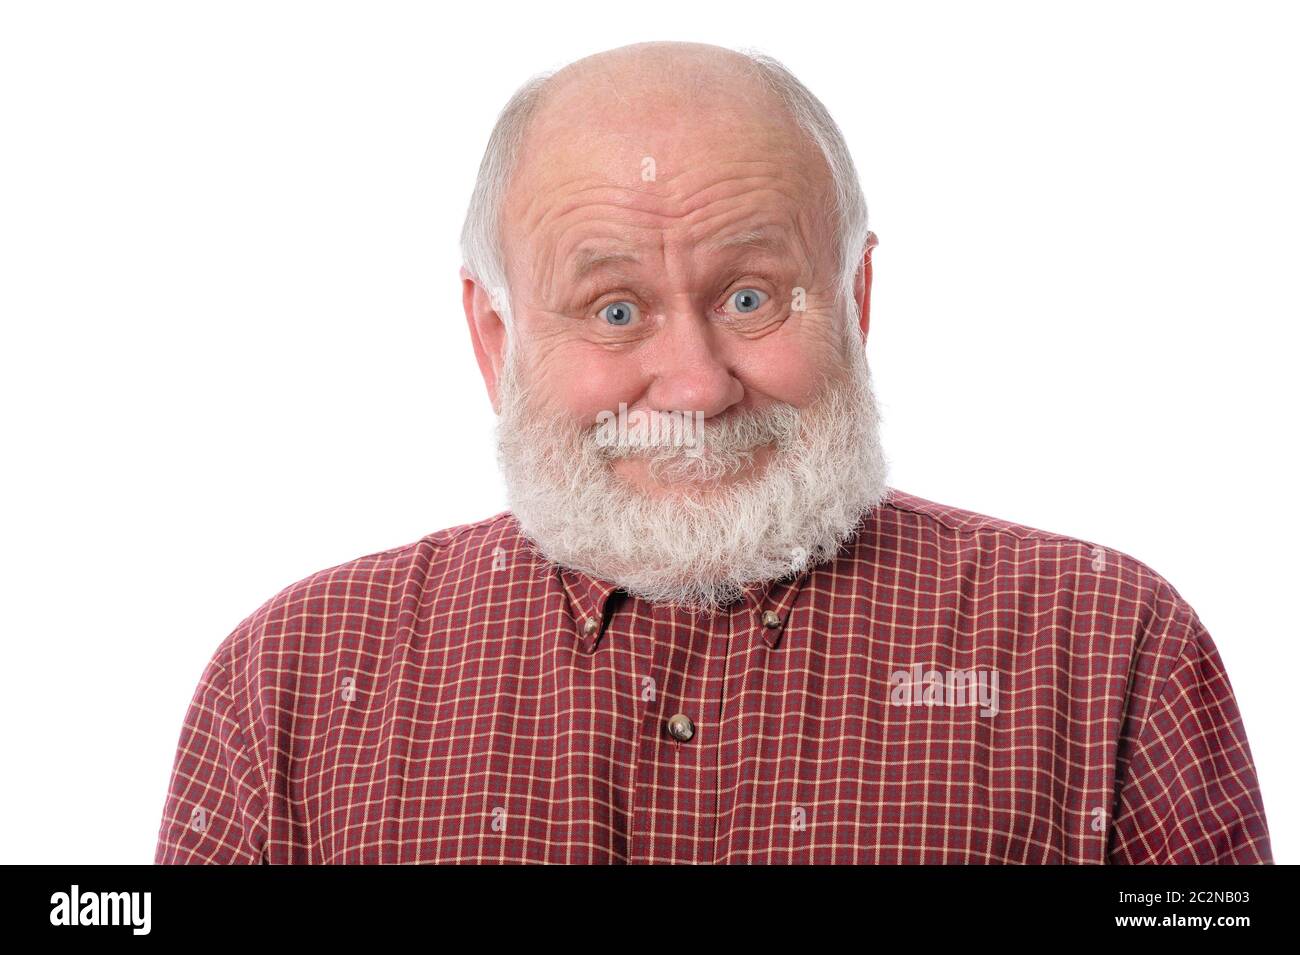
[459,47,871,333]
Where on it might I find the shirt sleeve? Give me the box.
[155,643,268,864]
[1108,624,1272,864]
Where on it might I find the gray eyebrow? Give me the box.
[568,248,641,280]
[568,228,789,280]
[702,227,790,255]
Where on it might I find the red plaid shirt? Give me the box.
[155,488,1272,864]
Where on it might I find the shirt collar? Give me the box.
[557,565,623,653]
[737,565,811,650]
[557,561,814,653]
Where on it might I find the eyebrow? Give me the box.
[702,228,790,255]
[568,248,641,280]
[565,228,792,281]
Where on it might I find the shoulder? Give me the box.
[210,511,530,689]
[869,488,1207,675]
[877,487,1191,599]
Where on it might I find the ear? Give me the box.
[853,231,877,346]
[461,266,509,412]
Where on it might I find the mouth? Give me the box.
[606,442,777,491]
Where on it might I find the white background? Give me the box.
[1,0,1295,864]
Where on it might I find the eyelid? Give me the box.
[719,285,772,314]
[590,287,648,310]
[728,276,774,296]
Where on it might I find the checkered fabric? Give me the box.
[155,488,1272,864]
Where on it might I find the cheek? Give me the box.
[733,318,845,409]
[528,341,650,421]
[743,357,822,408]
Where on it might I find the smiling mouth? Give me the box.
[607,442,777,487]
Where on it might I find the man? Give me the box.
[156,41,1271,864]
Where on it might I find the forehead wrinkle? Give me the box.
[562,215,796,271]
[514,158,830,300]
[514,152,818,238]
[543,209,815,295]
[683,199,810,256]
[513,182,648,245]
[671,177,820,237]
[528,223,666,305]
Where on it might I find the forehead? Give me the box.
[501,84,834,269]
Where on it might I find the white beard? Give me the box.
[494,329,890,612]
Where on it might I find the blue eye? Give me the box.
[600,301,638,326]
[728,288,766,313]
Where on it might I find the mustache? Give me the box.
[590,404,803,481]
[592,404,801,454]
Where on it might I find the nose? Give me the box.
[641,311,743,418]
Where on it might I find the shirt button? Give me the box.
[666,713,695,742]
[761,610,781,629]
[582,617,598,636]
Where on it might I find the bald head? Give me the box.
[461,42,871,329]
[526,41,792,132]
